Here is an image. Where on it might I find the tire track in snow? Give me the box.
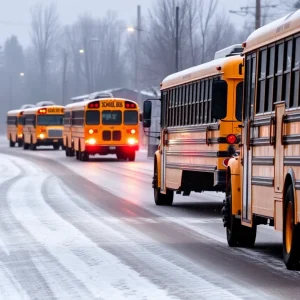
[42,176,264,300]
[0,156,96,300]
[9,174,173,300]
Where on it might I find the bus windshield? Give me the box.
[37,115,63,126]
[102,110,122,125]
[124,111,138,125]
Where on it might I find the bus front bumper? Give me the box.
[85,145,139,155]
[37,138,63,146]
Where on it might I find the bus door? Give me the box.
[160,91,168,193]
[241,54,256,226]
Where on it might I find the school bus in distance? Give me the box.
[63,98,139,161]
[223,10,300,270]
[142,45,244,206]
[22,105,64,150]
[6,109,25,147]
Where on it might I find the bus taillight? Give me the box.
[226,134,237,144]
[86,138,96,145]
[128,138,137,145]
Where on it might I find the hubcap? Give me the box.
[286,201,293,254]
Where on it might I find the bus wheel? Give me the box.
[116,153,125,160]
[70,149,75,157]
[9,137,15,147]
[53,144,60,150]
[81,152,89,161]
[76,151,80,160]
[65,147,70,157]
[283,185,300,270]
[30,138,36,151]
[153,166,173,206]
[223,176,256,247]
[18,139,23,147]
[127,151,135,162]
[23,140,29,150]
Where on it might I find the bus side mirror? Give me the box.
[143,100,152,128]
[211,80,227,120]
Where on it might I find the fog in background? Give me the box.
[0,0,297,121]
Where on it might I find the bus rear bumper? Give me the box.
[86,145,139,155]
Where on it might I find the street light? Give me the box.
[20,72,25,77]
[79,49,85,54]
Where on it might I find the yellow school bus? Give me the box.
[6,109,25,147]
[22,105,64,150]
[64,98,140,161]
[142,45,244,206]
[223,10,300,269]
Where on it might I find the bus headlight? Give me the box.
[39,133,45,139]
[86,138,96,145]
[128,138,137,145]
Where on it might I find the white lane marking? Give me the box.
[0,262,30,300]
[9,175,175,300]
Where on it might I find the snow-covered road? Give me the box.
[0,139,299,299]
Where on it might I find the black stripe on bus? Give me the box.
[252,117,272,127]
[284,113,300,123]
[252,176,274,187]
[168,137,236,145]
[165,163,216,173]
[166,151,232,158]
[295,180,300,190]
[283,134,300,145]
[250,137,270,146]
[252,156,274,166]
[284,157,300,166]
[167,123,219,133]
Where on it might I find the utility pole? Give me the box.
[136,5,141,105]
[175,6,179,72]
[62,50,68,105]
[229,1,276,30]
[255,0,261,29]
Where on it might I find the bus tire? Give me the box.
[23,140,29,150]
[116,153,124,160]
[53,144,60,150]
[127,151,135,162]
[81,151,89,161]
[70,149,75,157]
[76,151,80,160]
[283,185,300,270]
[65,147,70,157]
[30,138,36,151]
[9,138,15,147]
[224,175,256,248]
[153,165,173,206]
[18,139,23,147]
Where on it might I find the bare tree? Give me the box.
[30,3,59,100]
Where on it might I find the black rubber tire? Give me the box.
[69,149,75,157]
[81,151,89,162]
[53,144,60,150]
[18,139,23,147]
[9,138,15,148]
[65,147,70,157]
[30,138,36,151]
[127,151,136,162]
[283,185,300,270]
[23,141,29,150]
[76,151,80,160]
[116,153,125,160]
[224,175,256,248]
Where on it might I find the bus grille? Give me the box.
[113,131,121,141]
[103,131,111,141]
[48,129,63,138]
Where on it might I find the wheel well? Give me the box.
[284,174,293,203]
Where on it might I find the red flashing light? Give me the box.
[88,101,100,109]
[216,66,221,71]
[227,134,237,145]
[125,101,137,109]
[242,42,246,48]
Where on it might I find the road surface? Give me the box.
[0,137,299,300]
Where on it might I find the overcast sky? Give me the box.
[0,0,271,47]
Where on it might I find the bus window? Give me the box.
[86,110,100,125]
[124,111,138,125]
[236,82,243,121]
[102,110,122,125]
[19,116,25,125]
[37,115,63,125]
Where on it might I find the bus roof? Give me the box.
[23,105,64,115]
[161,55,242,90]
[244,10,300,53]
[65,98,139,111]
[7,109,24,116]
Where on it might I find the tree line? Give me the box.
[0,0,297,121]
